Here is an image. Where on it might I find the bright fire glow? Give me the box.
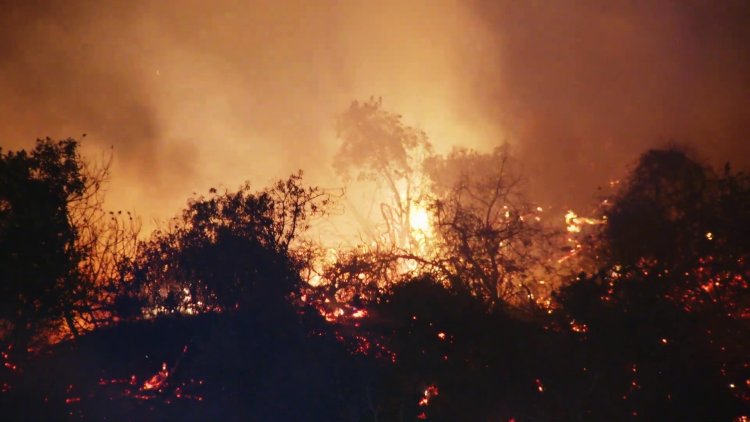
[410,205,432,235]
[405,199,435,258]
[565,210,603,233]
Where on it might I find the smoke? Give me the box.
[467,0,750,208]
[1,0,748,230]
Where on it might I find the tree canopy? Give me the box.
[130,172,332,314]
[1,137,748,421]
[1,139,92,344]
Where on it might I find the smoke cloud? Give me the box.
[1,0,748,230]
[468,0,750,207]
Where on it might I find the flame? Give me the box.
[142,362,169,391]
[565,210,603,233]
[409,204,432,237]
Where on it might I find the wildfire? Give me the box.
[142,362,169,391]
[409,203,434,246]
[90,348,207,405]
[557,210,605,264]
[564,210,603,233]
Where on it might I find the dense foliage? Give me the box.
[0,139,748,420]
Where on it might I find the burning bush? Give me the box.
[128,171,333,315]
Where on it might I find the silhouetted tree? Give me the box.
[333,100,558,310]
[586,148,750,316]
[556,148,750,419]
[72,162,141,327]
[423,146,557,308]
[1,139,100,344]
[604,148,714,263]
[132,172,332,314]
[316,246,402,304]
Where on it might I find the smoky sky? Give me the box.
[468,0,750,207]
[1,0,749,230]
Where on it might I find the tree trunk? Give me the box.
[63,310,80,339]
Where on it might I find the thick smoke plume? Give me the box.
[1,0,748,228]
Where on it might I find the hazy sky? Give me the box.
[1,0,748,232]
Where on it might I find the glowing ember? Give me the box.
[419,384,439,406]
[142,362,169,391]
[570,320,588,333]
[410,205,432,235]
[535,378,545,393]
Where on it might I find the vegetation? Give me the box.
[1,126,748,420]
[0,138,138,346]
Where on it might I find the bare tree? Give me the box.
[423,146,557,307]
[331,100,558,309]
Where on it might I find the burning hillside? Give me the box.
[2,92,750,420]
[2,1,750,419]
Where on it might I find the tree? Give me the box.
[423,146,557,307]
[590,147,750,315]
[333,100,556,309]
[65,151,142,327]
[0,138,109,345]
[556,148,750,419]
[334,97,433,251]
[603,148,714,264]
[131,172,332,314]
